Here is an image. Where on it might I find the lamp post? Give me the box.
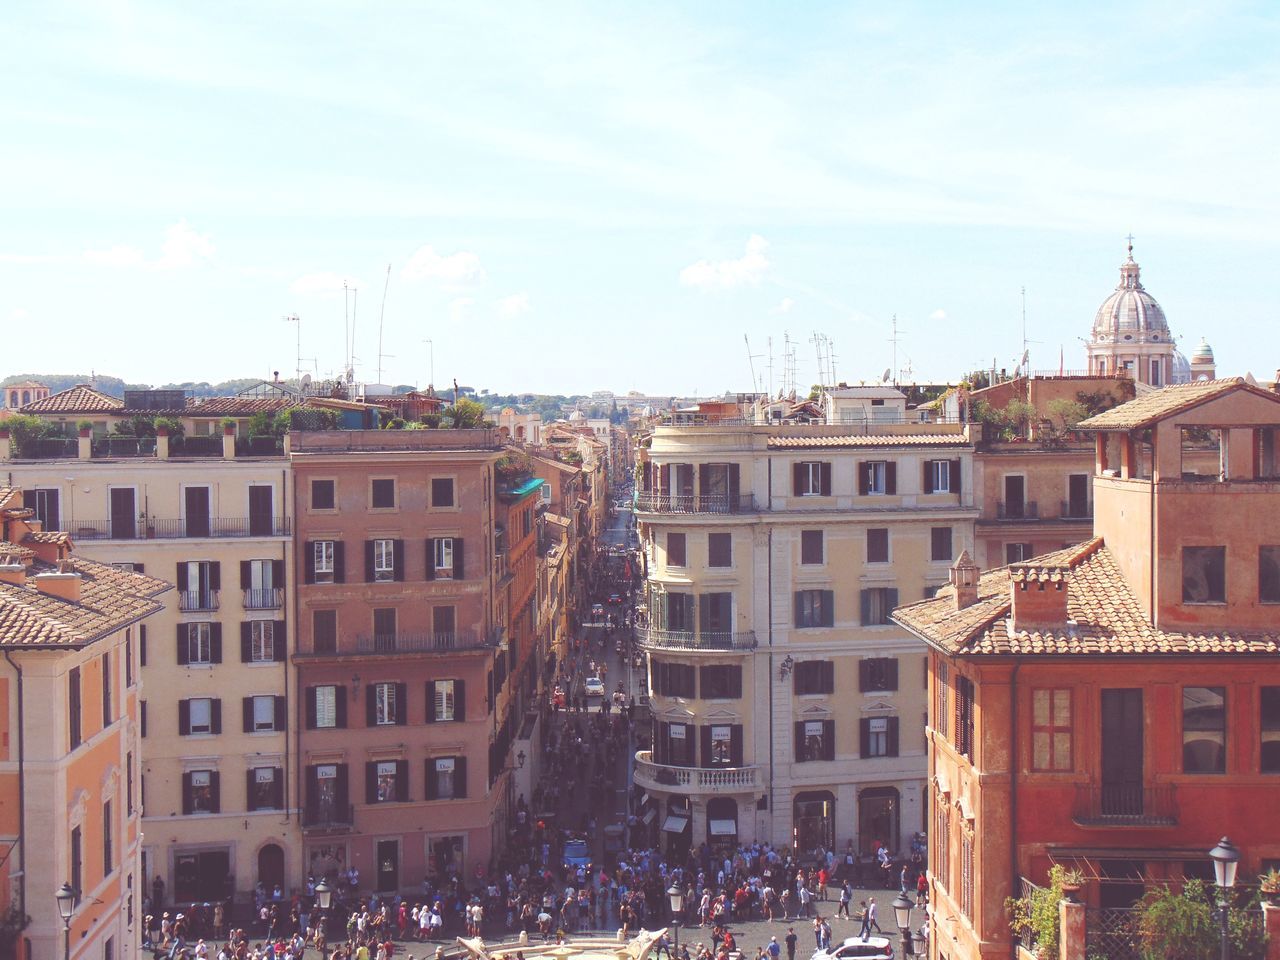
[55,882,75,960]
[667,883,685,957]
[892,892,914,957]
[1209,837,1240,960]
[314,878,333,942]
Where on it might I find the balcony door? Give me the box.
[1101,689,1144,816]
[109,488,136,540]
[249,485,274,536]
[1004,475,1025,519]
[185,486,211,538]
[1067,474,1089,519]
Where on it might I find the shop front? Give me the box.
[793,791,834,856]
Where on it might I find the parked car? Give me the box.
[811,937,894,960]
[607,593,624,605]
[584,676,605,697]
[591,603,605,618]
[562,837,592,871]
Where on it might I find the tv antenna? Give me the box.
[282,313,302,385]
[376,263,391,384]
[888,315,907,386]
[743,335,763,394]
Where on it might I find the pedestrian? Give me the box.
[784,927,797,960]
[856,901,870,941]
[765,936,780,960]
[811,916,822,949]
[835,881,850,920]
[867,897,881,934]
[915,872,928,909]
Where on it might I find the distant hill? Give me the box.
[0,374,274,398]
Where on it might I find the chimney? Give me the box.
[1273,369,1280,394]
[33,562,82,603]
[950,550,980,610]
[1009,564,1070,633]
[0,558,25,586]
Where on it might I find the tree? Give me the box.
[443,397,489,428]
[1133,880,1266,960]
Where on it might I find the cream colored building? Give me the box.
[632,420,977,855]
[0,439,295,904]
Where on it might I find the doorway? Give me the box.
[257,843,284,893]
[793,791,834,856]
[1003,475,1026,519]
[375,839,400,892]
[110,488,136,540]
[173,849,230,902]
[1067,474,1089,519]
[185,487,211,538]
[248,486,274,537]
[858,786,901,855]
[1101,689,1144,816]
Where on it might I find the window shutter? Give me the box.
[887,658,899,691]
[794,722,806,760]
[333,541,345,583]
[887,588,899,616]
[246,770,258,812]
[272,559,284,585]
[699,595,711,634]
[242,697,253,733]
[365,541,376,582]
[859,590,871,626]
[455,680,466,722]
[860,718,871,758]
[210,624,222,663]
[395,682,408,725]
[181,772,193,815]
[822,719,835,761]
[334,765,349,811]
[700,726,713,767]
[887,717,900,757]
[425,539,436,581]
[454,756,467,798]
[176,564,189,592]
[240,623,252,662]
[950,459,962,495]
[728,464,740,506]
[365,762,378,804]
[453,539,464,580]
[793,592,804,629]
[698,464,710,502]
[819,462,832,496]
[274,696,287,732]
[792,463,805,495]
[273,621,287,661]
[178,699,191,736]
[425,761,439,800]
[209,771,220,813]
[425,681,437,723]
[730,725,743,766]
[209,562,220,591]
[857,463,870,496]
[304,542,316,584]
[210,699,222,734]
[923,461,934,494]
[139,625,147,666]
[335,686,347,728]
[272,767,284,809]
[305,688,318,729]
[366,686,377,726]
[822,660,835,692]
[885,462,897,495]
[859,660,871,693]
[176,626,188,665]
[822,591,835,627]
[396,760,409,802]
[239,561,250,589]
[728,668,741,699]
[393,539,405,582]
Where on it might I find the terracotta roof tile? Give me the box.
[892,537,1280,657]
[0,540,36,560]
[1078,378,1280,430]
[188,396,295,416]
[23,530,73,545]
[767,434,970,450]
[0,487,21,511]
[21,384,124,414]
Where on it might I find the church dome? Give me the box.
[1171,348,1191,384]
[1091,244,1170,345]
[1191,338,1214,363]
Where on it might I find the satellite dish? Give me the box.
[301,374,312,389]
[345,366,355,383]
[882,369,892,383]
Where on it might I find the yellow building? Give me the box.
[633,420,978,854]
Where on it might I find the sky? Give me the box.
[3,1,1279,396]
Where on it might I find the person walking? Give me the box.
[784,927,797,960]
[867,897,882,934]
[835,882,851,920]
[915,871,928,909]
[856,901,870,941]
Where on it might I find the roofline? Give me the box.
[0,606,163,652]
[1080,380,1280,431]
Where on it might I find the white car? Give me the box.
[811,937,894,960]
[584,676,606,697]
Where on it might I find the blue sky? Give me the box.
[3,1,1278,395]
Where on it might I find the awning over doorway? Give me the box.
[642,808,658,825]
[661,814,690,833]
[709,819,737,836]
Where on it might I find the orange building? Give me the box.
[0,487,168,960]
[894,378,1280,960]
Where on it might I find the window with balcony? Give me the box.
[369,538,399,582]
[707,532,732,567]
[794,719,835,761]
[1182,546,1226,604]
[1261,687,1280,773]
[183,770,219,815]
[858,460,895,495]
[370,478,396,509]
[699,592,733,640]
[931,527,953,563]
[311,479,336,510]
[243,694,285,733]
[368,760,409,803]
[859,657,898,692]
[793,659,834,695]
[704,723,742,766]
[793,461,832,497]
[307,763,349,822]
[656,722,694,766]
[1183,686,1226,773]
[177,622,222,666]
[428,537,461,579]
[313,609,337,654]
[373,607,397,649]
[176,560,219,610]
[242,558,283,608]
[800,530,823,565]
[859,587,899,625]
[664,593,695,633]
[426,756,467,799]
[179,697,221,736]
[859,716,899,757]
[432,605,456,642]
[1031,688,1073,772]
[431,477,455,508]
[794,589,834,628]
[1260,547,1280,604]
[867,528,889,563]
[699,664,742,699]
[667,532,687,567]
[428,679,465,722]
[248,766,283,811]
[307,684,347,729]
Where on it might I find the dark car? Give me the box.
[563,837,592,871]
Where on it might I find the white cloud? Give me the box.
[80,219,214,271]
[8,308,30,324]
[497,292,531,319]
[402,245,486,289]
[82,244,147,268]
[929,308,947,321]
[776,297,795,313]
[290,271,361,299]
[448,296,475,322]
[679,234,771,290]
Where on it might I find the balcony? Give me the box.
[178,590,220,612]
[638,628,757,653]
[1072,784,1178,827]
[633,750,759,794]
[302,803,355,833]
[92,436,157,458]
[995,500,1039,520]
[295,630,496,659]
[633,493,757,515]
[1059,501,1093,521]
[18,437,79,459]
[243,588,284,610]
[70,516,291,540]
[170,436,224,457]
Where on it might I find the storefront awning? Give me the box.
[642,808,658,825]
[638,792,650,806]
[709,819,737,836]
[661,814,690,833]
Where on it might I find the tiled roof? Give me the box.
[1078,378,1280,430]
[767,434,970,450]
[0,540,36,560]
[188,396,295,417]
[23,530,73,545]
[892,538,1280,657]
[0,556,169,648]
[21,384,124,414]
[0,487,20,511]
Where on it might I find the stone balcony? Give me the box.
[636,627,757,654]
[633,750,759,794]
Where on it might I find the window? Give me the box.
[369,760,408,803]
[245,695,282,733]
[859,657,899,692]
[794,719,835,761]
[794,589,834,628]
[248,767,283,811]
[793,660,834,695]
[432,605,456,641]
[924,459,955,494]
[101,651,113,726]
[24,487,60,531]
[372,538,396,582]
[102,799,113,877]
[707,724,736,766]
[70,825,82,903]
[1262,687,1280,774]
[1260,547,1280,603]
[427,756,467,800]
[658,722,694,766]
[867,528,889,563]
[309,685,345,729]
[955,676,975,760]
[429,679,465,721]
[431,477,455,508]
[177,560,219,610]
[858,460,895,496]
[699,665,742,699]
[931,527,953,563]
[652,661,696,698]
[184,770,218,815]
[1183,686,1226,773]
[1031,688,1073,772]
[313,610,337,654]
[370,478,396,509]
[125,632,134,688]
[800,530,823,565]
[181,697,220,736]
[707,533,732,567]
[860,587,899,625]
[960,832,974,920]
[181,622,217,665]
[69,666,81,749]
[126,751,134,816]
[140,700,146,738]
[248,621,276,662]
[1182,546,1226,603]
[793,461,832,497]
[935,802,950,891]
[311,479,336,510]
[860,716,899,758]
[373,682,401,725]
[667,532,687,567]
[432,537,456,578]
[314,540,336,584]
[1005,542,1034,564]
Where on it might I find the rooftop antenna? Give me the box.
[376,263,391,384]
[282,313,302,385]
[344,282,350,375]
[766,336,774,398]
[888,315,906,386]
[743,334,762,395]
[422,339,434,391]
[349,286,359,381]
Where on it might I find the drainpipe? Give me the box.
[3,651,25,933]
[1009,659,1022,960]
[766,459,774,844]
[290,464,302,891]
[1149,439,1156,622]
[281,467,290,826]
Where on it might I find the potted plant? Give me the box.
[222,417,237,436]
[1260,869,1280,905]
[76,419,93,437]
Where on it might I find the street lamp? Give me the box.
[1209,837,1240,960]
[667,883,685,956]
[55,882,75,960]
[892,892,914,957]
[314,878,333,941]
